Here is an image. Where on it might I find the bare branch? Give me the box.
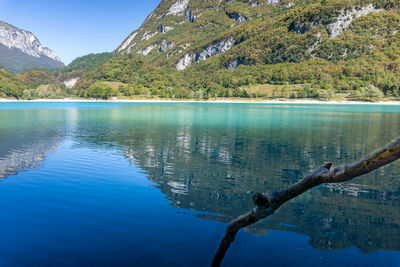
[212,138,400,267]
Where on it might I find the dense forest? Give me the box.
[1,0,400,101]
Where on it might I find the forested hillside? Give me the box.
[3,0,400,101]
[0,53,111,99]
[71,0,400,100]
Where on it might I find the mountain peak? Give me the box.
[0,21,64,73]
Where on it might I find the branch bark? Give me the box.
[212,138,400,267]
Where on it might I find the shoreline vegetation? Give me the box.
[3,2,400,107]
[1,97,400,105]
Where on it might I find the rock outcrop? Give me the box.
[176,38,236,70]
[167,0,190,15]
[138,40,175,55]
[227,12,248,24]
[291,4,382,38]
[326,4,382,38]
[114,0,391,74]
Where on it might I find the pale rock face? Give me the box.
[176,38,236,70]
[167,43,190,58]
[63,77,79,88]
[158,40,175,52]
[167,0,190,16]
[141,31,158,41]
[267,0,281,4]
[176,53,193,70]
[327,4,382,38]
[118,32,137,52]
[139,44,158,55]
[158,25,174,33]
[165,26,174,32]
[126,43,136,53]
[195,38,235,61]
[182,43,191,49]
[343,48,348,57]
[226,58,243,70]
[306,43,318,57]
[286,2,295,8]
[0,21,62,62]
[138,40,175,55]
[293,4,382,37]
[306,32,322,56]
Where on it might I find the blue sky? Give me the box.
[0,0,160,64]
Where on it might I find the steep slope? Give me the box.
[57,53,112,88]
[115,0,392,69]
[0,21,64,73]
[78,0,400,100]
[115,0,276,69]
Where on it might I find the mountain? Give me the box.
[57,53,112,89]
[0,21,64,73]
[114,0,395,71]
[75,0,400,100]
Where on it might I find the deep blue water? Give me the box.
[0,102,399,267]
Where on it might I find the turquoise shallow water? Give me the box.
[0,102,399,266]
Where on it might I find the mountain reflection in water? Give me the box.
[1,103,399,256]
[0,108,64,178]
[74,104,400,254]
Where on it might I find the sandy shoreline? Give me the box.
[1,98,400,105]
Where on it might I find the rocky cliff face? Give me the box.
[176,38,236,70]
[114,0,392,72]
[114,0,263,70]
[0,21,64,73]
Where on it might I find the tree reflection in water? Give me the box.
[1,103,398,254]
[73,104,400,254]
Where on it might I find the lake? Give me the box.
[0,102,399,267]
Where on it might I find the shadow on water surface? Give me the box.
[0,103,399,257]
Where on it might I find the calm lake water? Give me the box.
[0,102,399,267]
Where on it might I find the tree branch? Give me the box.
[212,138,400,267]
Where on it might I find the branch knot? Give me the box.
[252,193,270,209]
